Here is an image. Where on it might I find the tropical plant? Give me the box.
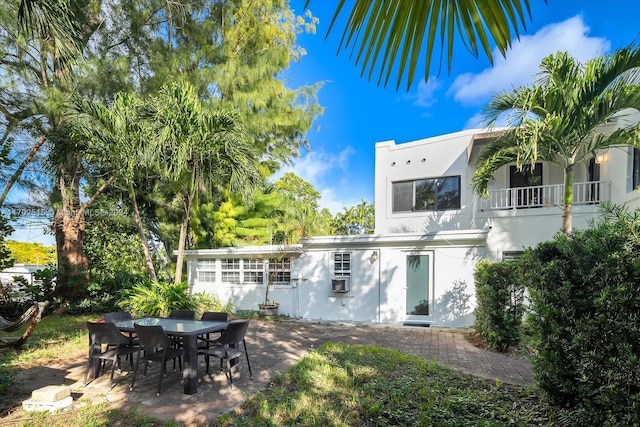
[118,280,231,318]
[319,0,537,91]
[148,81,262,283]
[331,199,375,235]
[474,260,526,351]
[0,0,84,209]
[17,0,83,67]
[522,203,640,426]
[472,47,640,233]
[272,172,331,243]
[119,281,197,318]
[6,241,55,265]
[71,93,158,281]
[4,0,320,300]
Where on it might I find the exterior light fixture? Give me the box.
[369,250,378,264]
[595,149,607,164]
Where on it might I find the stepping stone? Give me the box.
[23,385,73,412]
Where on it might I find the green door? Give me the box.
[406,255,429,315]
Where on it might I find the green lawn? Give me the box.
[1,315,554,426]
[216,342,552,426]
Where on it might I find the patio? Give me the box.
[7,319,533,425]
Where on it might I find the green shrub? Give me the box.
[193,292,234,315]
[523,204,640,426]
[118,281,197,317]
[473,259,526,351]
[118,280,234,318]
[65,273,148,314]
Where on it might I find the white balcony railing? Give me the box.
[479,181,609,211]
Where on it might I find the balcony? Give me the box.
[479,181,609,211]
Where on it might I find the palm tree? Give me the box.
[149,81,262,284]
[17,0,84,73]
[71,93,159,281]
[472,47,640,233]
[320,0,536,91]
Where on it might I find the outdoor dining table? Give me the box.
[115,317,227,394]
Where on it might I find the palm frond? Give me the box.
[320,0,534,91]
[18,0,84,70]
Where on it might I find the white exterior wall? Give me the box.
[186,118,640,327]
[375,129,479,234]
[0,264,45,300]
[184,232,485,326]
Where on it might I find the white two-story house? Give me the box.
[184,115,640,326]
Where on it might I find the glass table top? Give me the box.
[114,317,226,334]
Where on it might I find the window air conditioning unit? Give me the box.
[331,278,350,293]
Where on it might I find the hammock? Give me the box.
[0,301,48,349]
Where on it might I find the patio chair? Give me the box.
[83,321,139,388]
[103,310,138,355]
[167,309,195,370]
[104,311,133,323]
[200,311,228,322]
[130,323,184,396]
[198,319,252,388]
[198,312,229,365]
[168,309,195,320]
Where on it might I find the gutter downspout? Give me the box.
[377,249,381,323]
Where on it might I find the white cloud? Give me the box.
[449,16,611,105]
[409,77,442,108]
[318,188,361,215]
[274,147,359,213]
[463,111,513,130]
[463,113,485,130]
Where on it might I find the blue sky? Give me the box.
[9,1,640,244]
[279,0,640,214]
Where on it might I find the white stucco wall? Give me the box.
[185,231,486,327]
[187,118,640,328]
[375,129,480,235]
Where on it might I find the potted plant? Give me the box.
[258,300,279,317]
[258,265,279,317]
[258,253,289,317]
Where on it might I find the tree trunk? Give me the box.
[52,164,117,301]
[174,181,194,285]
[0,135,47,207]
[562,166,574,233]
[129,183,157,281]
[52,172,89,300]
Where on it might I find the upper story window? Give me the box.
[633,148,640,190]
[392,176,461,213]
[196,259,216,282]
[268,258,291,284]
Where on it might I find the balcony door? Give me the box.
[510,163,542,207]
[588,157,600,202]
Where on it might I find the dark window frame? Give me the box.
[633,148,640,190]
[392,175,461,213]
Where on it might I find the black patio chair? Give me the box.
[198,312,229,365]
[104,310,138,349]
[130,323,184,396]
[167,310,195,369]
[200,311,228,322]
[104,311,133,323]
[83,321,139,388]
[198,319,252,389]
[168,310,195,320]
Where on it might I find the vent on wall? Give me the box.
[331,278,350,293]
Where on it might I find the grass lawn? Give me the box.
[1,315,554,426]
